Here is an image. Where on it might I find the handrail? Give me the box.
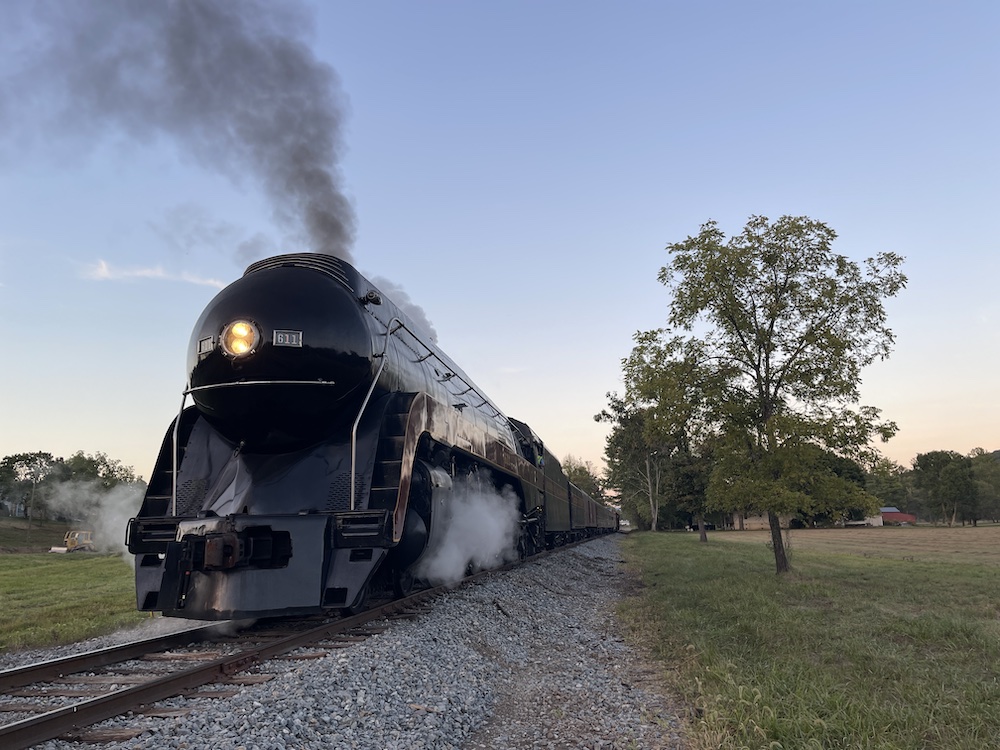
[379,315,505,422]
[350,317,403,510]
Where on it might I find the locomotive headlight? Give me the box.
[221,319,260,358]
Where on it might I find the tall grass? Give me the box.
[0,554,148,651]
[619,531,1000,750]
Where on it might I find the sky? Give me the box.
[0,0,997,481]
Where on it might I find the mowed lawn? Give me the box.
[0,553,147,651]
[619,527,1000,750]
[720,523,1000,567]
[0,518,71,552]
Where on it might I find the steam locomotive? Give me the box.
[126,254,618,620]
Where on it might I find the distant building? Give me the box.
[880,507,917,525]
[732,509,908,530]
[738,511,885,529]
[845,513,884,527]
[737,513,794,530]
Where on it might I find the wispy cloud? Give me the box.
[84,259,225,289]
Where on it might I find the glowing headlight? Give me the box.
[221,320,260,357]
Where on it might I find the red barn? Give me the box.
[880,507,917,525]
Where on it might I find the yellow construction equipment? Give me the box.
[49,530,95,553]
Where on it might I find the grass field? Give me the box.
[619,527,1000,750]
[5,519,1000,749]
[0,552,147,651]
[0,518,147,652]
[0,552,148,651]
[0,518,72,552]
[722,524,1000,567]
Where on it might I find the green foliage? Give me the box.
[561,454,607,504]
[911,450,981,524]
[708,440,877,523]
[660,215,905,458]
[608,215,905,570]
[0,451,59,521]
[970,449,1000,521]
[620,531,1000,749]
[941,459,979,523]
[0,450,144,523]
[61,450,140,488]
[864,457,908,509]
[596,396,679,530]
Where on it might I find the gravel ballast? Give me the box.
[26,535,686,749]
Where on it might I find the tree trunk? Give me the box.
[26,480,36,545]
[768,511,790,574]
[646,455,658,531]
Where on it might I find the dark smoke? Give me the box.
[2,0,355,261]
[146,204,275,267]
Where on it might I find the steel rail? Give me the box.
[0,623,219,691]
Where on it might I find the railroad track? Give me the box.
[0,582,447,749]
[0,539,600,750]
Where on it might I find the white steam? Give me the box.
[46,480,143,561]
[414,475,521,586]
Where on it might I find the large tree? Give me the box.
[62,451,140,489]
[0,452,58,519]
[970,449,1000,522]
[596,396,672,530]
[635,215,905,572]
[0,451,145,525]
[912,450,980,525]
[864,457,910,512]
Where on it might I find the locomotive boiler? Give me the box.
[126,253,617,620]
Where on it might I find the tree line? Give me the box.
[0,451,145,523]
[603,444,1000,532]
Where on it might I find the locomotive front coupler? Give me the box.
[172,517,293,571]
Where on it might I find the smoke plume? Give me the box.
[2,0,355,261]
[371,275,440,343]
[414,474,522,586]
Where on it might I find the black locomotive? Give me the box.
[126,254,618,620]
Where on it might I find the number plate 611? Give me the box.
[273,330,303,347]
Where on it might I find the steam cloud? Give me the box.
[2,0,355,261]
[46,480,144,560]
[414,474,522,586]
